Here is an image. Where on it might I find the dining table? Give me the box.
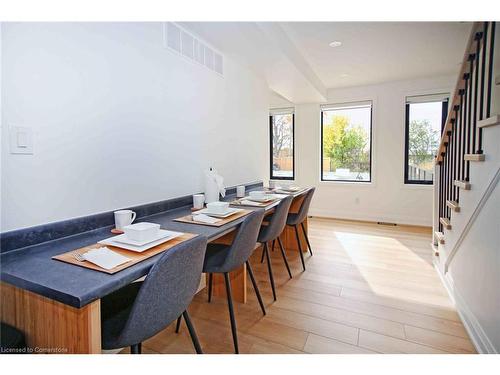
[0,186,310,353]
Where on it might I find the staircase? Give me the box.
[432,21,498,257]
[432,22,500,353]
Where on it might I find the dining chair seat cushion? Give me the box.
[0,322,26,351]
[101,282,142,350]
[203,243,232,273]
[286,188,315,226]
[286,213,301,226]
[258,195,293,243]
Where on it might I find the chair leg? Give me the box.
[175,315,182,333]
[294,225,306,271]
[301,222,313,256]
[130,343,142,354]
[263,242,277,301]
[271,239,275,252]
[208,273,213,303]
[246,260,266,316]
[260,244,265,263]
[182,310,203,354]
[277,237,293,279]
[223,272,239,354]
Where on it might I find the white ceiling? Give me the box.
[182,22,472,103]
[281,22,472,89]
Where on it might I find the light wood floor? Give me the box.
[132,218,476,354]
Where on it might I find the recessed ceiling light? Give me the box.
[340,73,349,78]
[329,41,342,48]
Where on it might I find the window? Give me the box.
[321,101,372,182]
[405,94,449,184]
[270,109,294,180]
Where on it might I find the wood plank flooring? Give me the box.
[131,218,476,354]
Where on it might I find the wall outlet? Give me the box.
[9,126,34,155]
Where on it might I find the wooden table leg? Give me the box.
[208,231,247,303]
[208,264,247,304]
[0,282,101,354]
[281,218,308,253]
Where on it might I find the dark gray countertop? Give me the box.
[0,190,289,308]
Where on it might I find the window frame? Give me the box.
[320,101,373,183]
[269,112,295,181]
[404,97,449,185]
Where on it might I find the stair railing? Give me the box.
[433,22,496,245]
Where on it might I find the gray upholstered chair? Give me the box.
[257,195,294,301]
[201,209,266,354]
[100,235,207,354]
[286,187,315,271]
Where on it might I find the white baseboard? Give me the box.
[433,260,497,354]
[310,208,432,227]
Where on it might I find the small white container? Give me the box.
[206,201,229,214]
[123,222,160,242]
[236,185,245,198]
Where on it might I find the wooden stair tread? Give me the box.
[439,217,452,230]
[434,231,445,244]
[454,180,471,190]
[446,200,460,212]
[478,114,500,128]
[464,153,485,161]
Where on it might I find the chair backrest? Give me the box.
[116,235,207,347]
[294,188,316,224]
[258,195,293,243]
[219,209,265,272]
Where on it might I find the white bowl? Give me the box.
[123,222,160,242]
[206,201,230,214]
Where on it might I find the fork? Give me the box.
[73,252,86,262]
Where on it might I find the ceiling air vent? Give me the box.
[163,22,224,77]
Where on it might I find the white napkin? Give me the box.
[192,213,222,224]
[83,247,132,270]
[239,199,264,207]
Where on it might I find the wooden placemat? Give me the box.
[52,232,197,274]
[230,197,279,208]
[173,209,251,227]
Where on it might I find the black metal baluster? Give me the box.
[455,104,461,202]
[486,22,496,119]
[472,32,482,153]
[478,22,488,154]
[444,142,451,219]
[439,159,443,231]
[466,55,474,181]
[449,123,454,205]
[462,75,469,181]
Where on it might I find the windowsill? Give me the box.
[318,180,375,188]
[401,183,434,190]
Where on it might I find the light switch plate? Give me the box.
[10,126,34,154]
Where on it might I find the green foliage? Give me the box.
[323,115,369,171]
[408,119,439,167]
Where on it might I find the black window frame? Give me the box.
[320,102,373,183]
[269,112,295,181]
[404,98,449,185]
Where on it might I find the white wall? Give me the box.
[448,175,500,352]
[278,75,456,226]
[1,23,268,231]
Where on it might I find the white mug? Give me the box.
[114,210,136,230]
[236,185,245,198]
[193,194,205,209]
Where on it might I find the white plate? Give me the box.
[195,207,243,218]
[113,229,172,247]
[98,230,184,252]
